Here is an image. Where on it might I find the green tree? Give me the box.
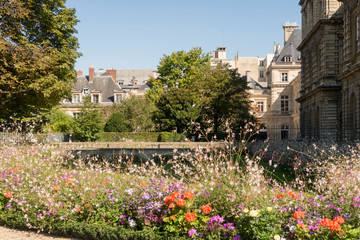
[153,88,200,133]
[0,0,80,120]
[47,107,75,133]
[113,96,156,132]
[146,47,210,101]
[73,99,104,142]
[193,63,256,133]
[104,112,131,132]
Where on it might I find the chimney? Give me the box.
[132,76,136,85]
[283,22,299,45]
[76,70,83,76]
[89,66,94,83]
[106,68,117,83]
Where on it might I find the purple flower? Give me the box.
[188,229,197,236]
[119,215,126,219]
[37,213,42,218]
[208,215,224,224]
[224,223,235,231]
[234,235,241,240]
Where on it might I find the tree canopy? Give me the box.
[146,47,210,101]
[0,0,80,120]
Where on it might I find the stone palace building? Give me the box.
[298,0,360,141]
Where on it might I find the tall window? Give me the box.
[281,125,289,140]
[259,60,264,66]
[257,102,264,112]
[92,94,99,103]
[281,73,288,82]
[281,96,289,113]
[115,94,122,104]
[259,71,264,78]
[72,94,80,103]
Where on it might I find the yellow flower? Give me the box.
[249,210,260,217]
[235,215,239,218]
[267,207,273,212]
[274,235,281,240]
[243,208,249,213]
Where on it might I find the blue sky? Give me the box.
[65,0,302,75]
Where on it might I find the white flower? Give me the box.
[267,207,273,212]
[243,208,249,213]
[128,218,136,228]
[249,210,260,217]
[289,225,296,233]
[274,235,281,240]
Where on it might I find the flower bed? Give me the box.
[0,140,360,239]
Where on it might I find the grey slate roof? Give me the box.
[273,28,302,63]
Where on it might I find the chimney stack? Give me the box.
[106,68,117,83]
[89,66,94,83]
[76,70,83,77]
[132,76,136,85]
[283,22,299,45]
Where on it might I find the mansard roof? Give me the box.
[73,76,121,103]
[273,28,302,63]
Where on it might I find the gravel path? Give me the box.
[0,227,78,240]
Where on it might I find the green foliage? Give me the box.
[193,63,256,133]
[104,112,131,132]
[47,108,75,133]
[0,0,80,120]
[99,132,185,142]
[73,100,104,142]
[146,47,210,101]
[153,87,200,133]
[113,97,156,132]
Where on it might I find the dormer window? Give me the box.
[284,56,292,62]
[72,94,80,103]
[115,94,122,103]
[92,94,99,103]
[82,88,89,95]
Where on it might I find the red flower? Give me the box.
[184,191,194,200]
[164,196,175,205]
[185,212,196,222]
[168,203,175,209]
[176,199,186,207]
[277,194,284,199]
[329,221,341,231]
[333,216,345,224]
[170,215,176,220]
[4,191,12,198]
[321,218,332,227]
[66,178,74,184]
[293,211,305,220]
[53,186,60,191]
[171,191,180,199]
[201,204,212,214]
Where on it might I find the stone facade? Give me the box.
[211,24,302,140]
[298,0,360,141]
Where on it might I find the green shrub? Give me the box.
[99,132,185,142]
[104,112,131,132]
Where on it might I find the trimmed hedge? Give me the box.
[99,132,186,142]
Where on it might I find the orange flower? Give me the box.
[101,181,107,185]
[176,199,186,207]
[244,198,249,201]
[171,191,180,199]
[329,222,341,231]
[287,191,299,199]
[298,223,306,230]
[321,218,332,227]
[170,215,176,220]
[168,203,175,209]
[4,191,12,198]
[141,182,147,187]
[53,186,60,191]
[201,204,212,214]
[184,212,196,222]
[184,191,194,200]
[85,204,91,207]
[164,196,175,205]
[66,178,74,184]
[293,211,305,220]
[11,168,20,173]
[76,208,82,213]
[333,216,345,224]
[277,194,284,199]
